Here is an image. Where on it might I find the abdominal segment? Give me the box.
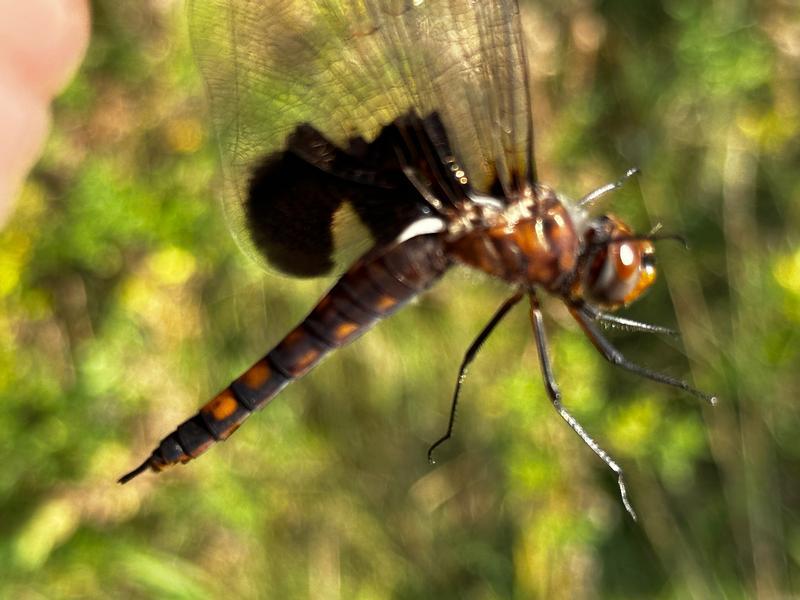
[119,234,450,481]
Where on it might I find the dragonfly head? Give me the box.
[576,215,657,310]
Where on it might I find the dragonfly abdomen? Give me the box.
[119,233,450,482]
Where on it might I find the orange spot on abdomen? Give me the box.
[294,348,320,372]
[287,327,321,372]
[376,295,398,312]
[239,359,271,389]
[283,328,306,345]
[335,321,359,340]
[201,389,238,421]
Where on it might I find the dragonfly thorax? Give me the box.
[446,185,658,311]
[446,185,581,291]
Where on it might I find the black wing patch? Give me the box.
[190,0,537,276]
[246,113,464,277]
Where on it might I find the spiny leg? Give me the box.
[427,291,524,463]
[529,293,637,520]
[578,167,640,209]
[579,303,677,337]
[570,307,717,405]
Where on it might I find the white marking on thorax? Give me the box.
[394,217,447,244]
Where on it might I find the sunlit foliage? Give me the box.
[1,1,798,597]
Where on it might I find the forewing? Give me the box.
[189,0,536,275]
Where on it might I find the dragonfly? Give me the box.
[120,0,715,519]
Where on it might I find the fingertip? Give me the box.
[0,83,50,226]
[0,0,90,98]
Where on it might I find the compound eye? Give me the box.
[584,240,657,308]
[614,242,639,280]
[641,250,656,270]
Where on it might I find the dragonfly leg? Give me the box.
[529,292,638,520]
[569,306,716,405]
[579,303,678,336]
[427,290,524,463]
[578,167,640,209]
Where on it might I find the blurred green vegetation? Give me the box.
[1,0,799,597]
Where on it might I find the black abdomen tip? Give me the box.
[118,458,152,484]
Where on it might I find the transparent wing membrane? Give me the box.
[189,0,536,275]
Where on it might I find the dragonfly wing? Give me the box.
[189,0,536,276]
